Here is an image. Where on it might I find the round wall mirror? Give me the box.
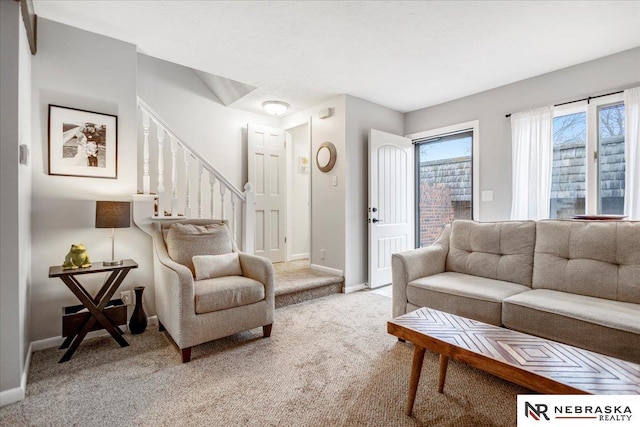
[316,142,337,172]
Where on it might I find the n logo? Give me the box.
[524,402,550,421]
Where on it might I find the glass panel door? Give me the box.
[416,131,472,247]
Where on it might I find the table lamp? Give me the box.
[95,201,130,266]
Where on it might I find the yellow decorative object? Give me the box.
[62,244,92,269]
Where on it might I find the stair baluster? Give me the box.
[184,150,191,218]
[231,193,237,244]
[156,126,165,218]
[198,162,204,219]
[142,111,150,194]
[170,136,179,216]
[209,172,216,219]
[220,185,226,220]
[242,183,255,254]
[135,97,254,252]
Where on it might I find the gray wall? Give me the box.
[345,95,404,288]
[136,54,280,246]
[405,47,640,220]
[136,54,280,197]
[28,25,283,343]
[30,19,148,341]
[283,97,347,274]
[282,95,403,287]
[0,0,32,401]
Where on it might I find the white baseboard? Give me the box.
[368,283,390,290]
[0,342,32,407]
[0,384,24,407]
[344,283,368,294]
[288,253,309,261]
[2,315,161,407]
[310,264,343,277]
[31,336,64,351]
[32,315,159,351]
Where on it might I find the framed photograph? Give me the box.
[48,105,118,179]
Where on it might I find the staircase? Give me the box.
[132,97,254,252]
[133,98,343,307]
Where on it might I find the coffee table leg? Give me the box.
[438,354,449,393]
[406,345,426,416]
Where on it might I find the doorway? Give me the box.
[286,122,311,262]
[368,129,414,288]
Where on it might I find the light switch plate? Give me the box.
[19,144,29,165]
[482,190,494,202]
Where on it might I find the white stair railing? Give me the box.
[136,97,254,253]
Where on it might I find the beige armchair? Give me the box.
[152,219,274,362]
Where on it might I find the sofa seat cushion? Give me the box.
[407,272,531,326]
[503,289,640,363]
[194,276,265,314]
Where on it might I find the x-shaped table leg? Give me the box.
[58,268,132,363]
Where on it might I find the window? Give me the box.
[597,102,625,214]
[410,121,479,247]
[550,94,625,218]
[550,108,587,218]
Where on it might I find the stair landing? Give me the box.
[273,260,343,308]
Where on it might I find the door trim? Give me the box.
[285,117,312,264]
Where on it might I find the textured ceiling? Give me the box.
[33,1,640,117]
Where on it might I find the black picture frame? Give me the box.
[48,104,118,179]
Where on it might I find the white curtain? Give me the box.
[510,106,554,220]
[624,87,640,220]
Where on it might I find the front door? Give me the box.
[248,124,286,263]
[368,129,414,288]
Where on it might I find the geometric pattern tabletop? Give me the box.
[388,307,640,395]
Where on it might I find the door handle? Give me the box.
[372,218,383,223]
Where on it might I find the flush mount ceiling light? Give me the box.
[262,101,290,116]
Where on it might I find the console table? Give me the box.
[49,259,138,362]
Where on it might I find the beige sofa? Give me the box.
[392,219,640,363]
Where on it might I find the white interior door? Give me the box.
[248,124,286,263]
[368,129,414,288]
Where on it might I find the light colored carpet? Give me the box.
[274,260,343,308]
[0,291,529,426]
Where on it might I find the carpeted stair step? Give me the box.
[273,260,343,308]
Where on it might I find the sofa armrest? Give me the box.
[392,225,450,317]
[238,252,275,307]
[152,227,196,344]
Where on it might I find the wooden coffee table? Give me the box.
[388,307,640,416]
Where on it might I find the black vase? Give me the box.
[129,286,148,334]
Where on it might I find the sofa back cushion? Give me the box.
[533,220,640,303]
[446,220,536,287]
[164,222,233,276]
